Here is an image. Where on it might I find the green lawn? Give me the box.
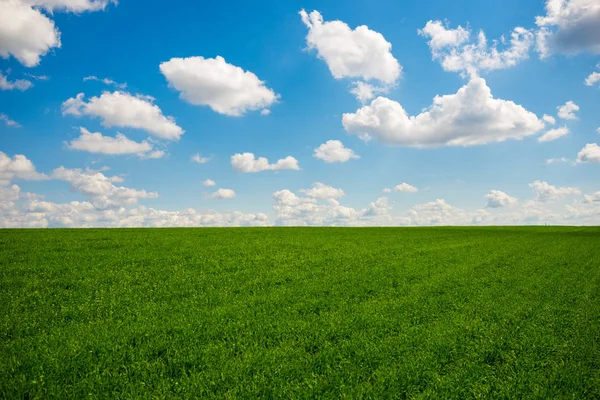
[1,227,599,399]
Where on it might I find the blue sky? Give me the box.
[1,0,599,227]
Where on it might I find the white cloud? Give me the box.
[383,187,392,193]
[272,186,390,226]
[83,75,127,89]
[585,71,600,86]
[300,9,401,85]
[300,182,344,199]
[343,77,544,147]
[349,81,389,103]
[419,20,534,77]
[0,0,60,67]
[389,183,418,193]
[542,114,556,124]
[313,140,359,163]
[546,157,569,164]
[66,127,161,158]
[535,0,600,57]
[0,70,32,91]
[529,180,580,201]
[31,0,116,13]
[583,191,600,204]
[191,153,210,164]
[0,0,115,68]
[0,113,21,128]
[0,152,47,186]
[231,152,300,173]
[51,166,158,208]
[208,188,236,200]
[260,109,271,116]
[62,91,184,140]
[557,101,579,119]
[576,143,600,163]
[538,126,569,142]
[203,179,215,187]
[484,190,517,208]
[159,56,278,116]
[140,150,165,160]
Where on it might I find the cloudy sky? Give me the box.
[1,0,599,227]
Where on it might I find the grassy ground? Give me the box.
[1,227,599,399]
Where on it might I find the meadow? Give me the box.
[1,227,599,399]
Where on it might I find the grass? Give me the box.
[1,227,599,399]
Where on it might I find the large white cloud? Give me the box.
[300,9,401,85]
[419,20,534,77]
[0,152,47,186]
[0,70,32,91]
[313,140,359,163]
[536,0,600,57]
[529,180,580,201]
[51,166,158,209]
[62,91,184,140]
[231,152,299,173]
[576,143,600,163]
[538,126,569,142]
[0,0,115,68]
[159,56,278,116]
[484,190,517,208]
[342,77,544,147]
[0,0,60,67]
[66,127,163,158]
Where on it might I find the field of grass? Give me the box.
[1,227,599,398]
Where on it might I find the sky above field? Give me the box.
[1,0,599,227]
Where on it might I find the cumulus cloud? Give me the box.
[51,166,158,209]
[313,140,359,163]
[66,127,162,158]
[343,77,544,147]
[300,9,401,85]
[538,126,569,142]
[159,56,278,116]
[0,70,32,91]
[419,20,534,77]
[0,0,115,68]
[484,190,517,208]
[542,114,556,124]
[83,75,127,89]
[300,182,344,199]
[349,81,390,103]
[0,113,21,128]
[576,143,600,163]
[272,185,390,226]
[202,179,215,187]
[0,152,47,186]
[535,0,600,57]
[557,101,579,119]
[529,180,580,201]
[208,188,236,200]
[62,91,184,140]
[585,70,600,87]
[231,152,300,173]
[191,153,210,164]
[384,183,418,193]
[0,0,60,67]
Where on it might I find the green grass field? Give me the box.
[1,227,599,399]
